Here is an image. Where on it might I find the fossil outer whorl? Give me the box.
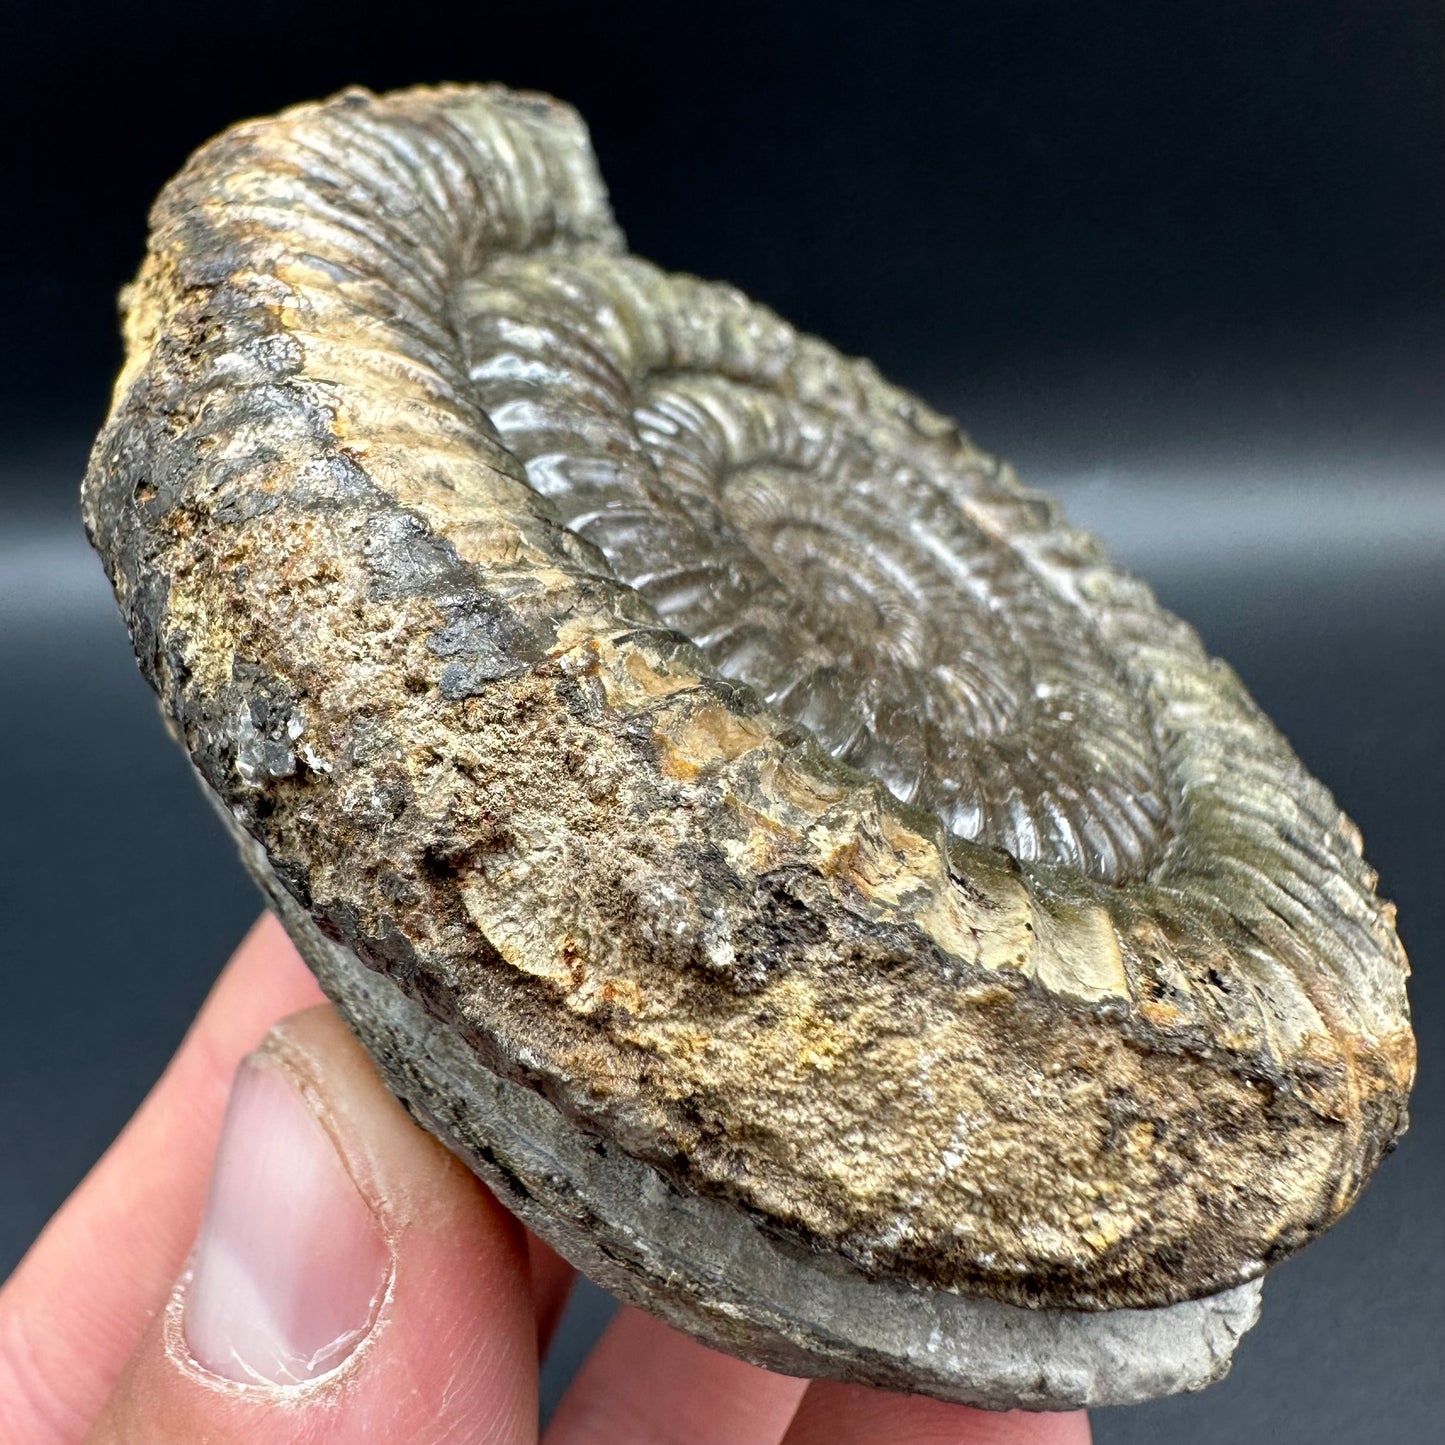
[83,84,1412,1366]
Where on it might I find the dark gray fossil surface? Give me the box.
[82,85,1414,1409]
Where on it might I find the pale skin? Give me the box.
[0,914,1092,1444]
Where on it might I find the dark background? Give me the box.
[1,2,1440,1440]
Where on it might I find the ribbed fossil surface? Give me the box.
[82,85,1414,1407]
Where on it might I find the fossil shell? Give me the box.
[82,85,1414,1408]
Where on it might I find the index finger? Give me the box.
[780,1380,1091,1445]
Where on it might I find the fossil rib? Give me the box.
[82,85,1414,1408]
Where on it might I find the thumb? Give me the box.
[87,1004,538,1444]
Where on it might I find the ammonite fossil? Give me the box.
[82,85,1415,1410]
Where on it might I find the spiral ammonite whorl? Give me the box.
[82,85,1414,1409]
[459,252,1171,880]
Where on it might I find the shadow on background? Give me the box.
[1,1,1440,1439]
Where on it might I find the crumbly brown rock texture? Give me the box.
[82,85,1414,1408]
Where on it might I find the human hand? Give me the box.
[0,915,1091,1444]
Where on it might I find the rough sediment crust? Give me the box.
[82,84,1413,1406]
[234,810,1262,1409]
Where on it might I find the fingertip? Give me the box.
[544,1308,807,1445]
[87,1003,538,1443]
[210,912,326,1028]
[0,913,327,1440]
[781,1380,1092,1445]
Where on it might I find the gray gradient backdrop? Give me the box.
[2,2,1440,1439]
